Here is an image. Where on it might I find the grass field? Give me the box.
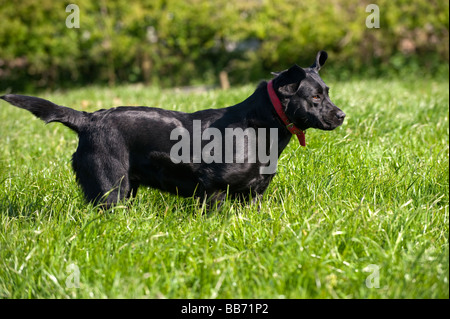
[0,77,448,299]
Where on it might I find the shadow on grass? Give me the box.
[0,195,47,218]
[0,192,83,219]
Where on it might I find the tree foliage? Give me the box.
[0,0,448,90]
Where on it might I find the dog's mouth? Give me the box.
[320,118,344,131]
[294,108,345,131]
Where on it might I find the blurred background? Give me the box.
[0,0,448,92]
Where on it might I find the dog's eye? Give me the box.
[312,95,321,101]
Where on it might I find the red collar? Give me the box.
[267,80,306,146]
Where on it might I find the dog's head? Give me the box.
[271,51,345,131]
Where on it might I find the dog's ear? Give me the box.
[271,69,286,77]
[273,64,306,96]
[310,50,328,72]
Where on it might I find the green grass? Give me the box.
[0,78,448,299]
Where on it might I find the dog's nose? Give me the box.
[336,111,346,120]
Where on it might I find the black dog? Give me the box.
[1,51,345,208]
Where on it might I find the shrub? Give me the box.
[0,0,448,91]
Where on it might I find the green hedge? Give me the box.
[0,0,448,91]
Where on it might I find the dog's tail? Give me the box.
[0,94,87,133]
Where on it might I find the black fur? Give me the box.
[1,51,345,208]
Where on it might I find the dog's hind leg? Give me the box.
[77,169,132,208]
[72,150,132,208]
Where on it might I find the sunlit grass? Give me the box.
[0,78,448,298]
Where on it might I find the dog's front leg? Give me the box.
[201,191,227,215]
[250,194,263,212]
